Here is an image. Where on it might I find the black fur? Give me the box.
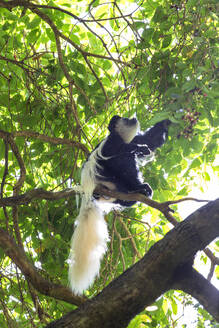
[92,116,170,207]
[132,119,170,151]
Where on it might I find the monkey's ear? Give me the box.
[108,115,121,132]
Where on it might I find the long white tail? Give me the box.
[68,198,109,295]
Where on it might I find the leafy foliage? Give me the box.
[0,0,218,327]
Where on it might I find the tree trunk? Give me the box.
[46,199,219,328]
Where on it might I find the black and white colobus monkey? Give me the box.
[68,116,170,294]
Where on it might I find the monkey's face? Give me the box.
[109,116,139,143]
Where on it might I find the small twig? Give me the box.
[0,130,26,247]
[207,261,215,281]
[203,248,219,281]
[164,197,210,206]
[119,217,141,259]
[204,248,219,265]
[114,216,126,271]
[1,139,9,197]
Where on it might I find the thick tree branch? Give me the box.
[46,199,219,328]
[173,265,219,322]
[0,228,85,306]
[0,186,209,224]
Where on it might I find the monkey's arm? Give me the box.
[132,120,171,151]
[119,143,151,156]
[102,134,151,157]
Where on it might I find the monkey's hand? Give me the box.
[135,145,151,156]
[154,119,171,131]
[140,183,153,197]
[129,183,153,198]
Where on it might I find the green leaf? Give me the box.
[190,157,202,169]
[27,29,40,42]
[191,137,203,153]
[46,28,55,42]
[142,28,154,43]
[182,80,196,92]
[29,17,41,29]
[171,299,178,315]
[152,6,166,23]
[70,33,80,45]
[162,35,172,48]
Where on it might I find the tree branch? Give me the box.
[13,130,89,155]
[0,129,89,155]
[0,188,77,206]
[173,265,219,322]
[0,186,209,222]
[0,228,85,306]
[0,130,26,193]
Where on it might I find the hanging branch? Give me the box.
[0,227,86,306]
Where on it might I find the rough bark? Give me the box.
[45,199,219,328]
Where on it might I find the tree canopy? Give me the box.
[0,0,218,327]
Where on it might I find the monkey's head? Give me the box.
[108,115,139,143]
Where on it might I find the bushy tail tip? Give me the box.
[68,200,109,295]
